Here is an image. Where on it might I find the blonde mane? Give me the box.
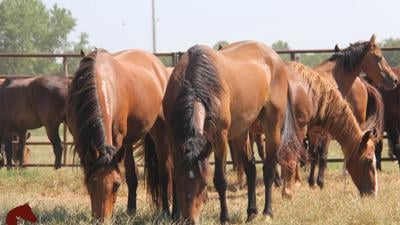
[287,62,363,159]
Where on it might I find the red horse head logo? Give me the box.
[6,203,37,225]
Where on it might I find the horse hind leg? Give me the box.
[45,125,63,169]
[17,131,28,167]
[231,131,258,222]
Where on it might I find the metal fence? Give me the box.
[1,47,399,167]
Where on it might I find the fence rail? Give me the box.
[1,47,400,167]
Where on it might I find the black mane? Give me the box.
[329,41,370,72]
[67,49,116,181]
[172,45,222,166]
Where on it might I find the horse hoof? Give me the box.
[263,214,273,224]
[317,181,324,189]
[126,208,136,216]
[246,213,257,223]
[295,181,301,187]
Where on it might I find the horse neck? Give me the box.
[312,89,363,159]
[315,60,362,96]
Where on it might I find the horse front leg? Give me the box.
[124,143,138,215]
[213,131,229,224]
[317,136,330,189]
[4,133,13,169]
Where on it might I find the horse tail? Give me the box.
[228,138,247,187]
[363,79,384,140]
[277,84,306,170]
[143,134,162,207]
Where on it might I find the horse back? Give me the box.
[94,50,169,142]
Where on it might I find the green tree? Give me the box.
[380,38,400,67]
[0,0,90,75]
[213,40,229,50]
[272,40,291,61]
[66,32,93,75]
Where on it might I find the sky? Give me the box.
[43,0,400,53]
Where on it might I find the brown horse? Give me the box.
[375,67,400,169]
[163,41,302,224]
[307,35,393,188]
[283,62,378,196]
[0,76,69,169]
[66,49,173,221]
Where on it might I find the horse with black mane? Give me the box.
[163,41,302,224]
[0,76,69,169]
[66,49,173,221]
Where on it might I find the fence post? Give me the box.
[62,56,68,166]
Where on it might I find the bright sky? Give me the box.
[44,0,400,53]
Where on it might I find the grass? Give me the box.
[0,132,399,224]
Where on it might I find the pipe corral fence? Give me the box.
[1,47,400,167]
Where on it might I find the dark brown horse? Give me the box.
[0,76,69,169]
[375,67,400,169]
[163,41,302,224]
[66,49,173,221]
[307,35,393,188]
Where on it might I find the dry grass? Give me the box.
[0,130,399,224]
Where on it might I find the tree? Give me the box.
[213,40,229,50]
[271,40,291,61]
[380,38,400,67]
[0,0,91,75]
[66,32,93,74]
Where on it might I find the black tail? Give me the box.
[363,79,384,140]
[144,134,162,207]
[277,84,306,170]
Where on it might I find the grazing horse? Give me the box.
[6,203,37,225]
[375,67,400,169]
[281,62,378,196]
[0,76,69,169]
[307,35,395,188]
[163,41,302,224]
[66,49,173,221]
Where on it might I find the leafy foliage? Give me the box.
[0,0,91,75]
[380,38,400,67]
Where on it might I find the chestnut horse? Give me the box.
[307,35,395,188]
[237,62,378,201]
[66,49,173,221]
[0,76,69,169]
[163,41,303,224]
[282,62,378,196]
[375,67,400,169]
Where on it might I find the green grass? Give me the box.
[1,132,399,224]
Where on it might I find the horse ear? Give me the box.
[334,44,340,52]
[80,49,86,57]
[369,34,377,49]
[359,129,372,150]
